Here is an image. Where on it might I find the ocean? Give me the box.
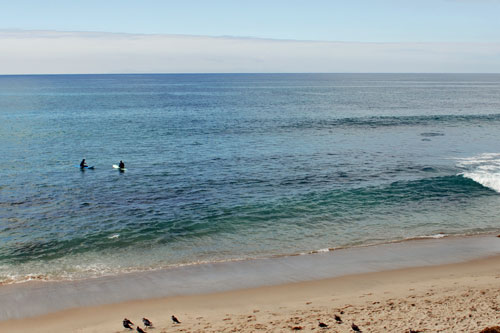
[2,73,500,284]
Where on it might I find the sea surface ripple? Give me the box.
[1,73,500,283]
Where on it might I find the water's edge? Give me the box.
[1,233,499,321]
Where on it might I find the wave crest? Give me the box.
[457,153,500,193]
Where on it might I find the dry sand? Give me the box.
[1,254,500,332]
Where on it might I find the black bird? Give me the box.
[123,318,134,330]
[352,323,362,332]
[318,321,328,328]
[335,314,342,323]
[142,317,153,328]
[136,326,146,333]
[172,315,181,324]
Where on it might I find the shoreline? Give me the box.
[2,231,495,286]
[1,246,500,332]
[1,234,500,322]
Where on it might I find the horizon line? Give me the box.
[2,72,500,76]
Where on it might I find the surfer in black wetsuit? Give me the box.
[119,160,125,169]
[80,159,87,169]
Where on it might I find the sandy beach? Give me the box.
[1,244,500,332]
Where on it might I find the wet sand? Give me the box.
[1,235,500,332]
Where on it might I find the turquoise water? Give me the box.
[1,73,500,283]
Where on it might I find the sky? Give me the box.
[1,0,499,74]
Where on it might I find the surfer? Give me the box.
[80,159,88,169]
[119,160,125,169]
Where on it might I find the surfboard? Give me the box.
[75,165,94,169]
[112,165,126,171]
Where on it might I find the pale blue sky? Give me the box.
[2,0,500,42]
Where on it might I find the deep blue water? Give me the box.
[2,73,500,283]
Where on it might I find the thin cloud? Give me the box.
[1,30,499,74]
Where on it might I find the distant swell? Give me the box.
[160,114,500,135]
[282,114,500,130]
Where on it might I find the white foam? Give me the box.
[304,248,335,255]
[478,165,500,172]
[416,233,446,239]
[455,153,500,167]
[462,172,500,193]
[108,234,120,239]
[456,153,500,193]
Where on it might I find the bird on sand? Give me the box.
[142,318,153,328]
[136,326,146,333]
[123,318,134,329]
[172,315,181,324]
[335,314,342,323]
[318,320,328,328]
[352,322,362,332]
